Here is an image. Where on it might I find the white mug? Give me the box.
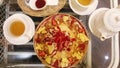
[3,13,35,45]
[75,0,95,10]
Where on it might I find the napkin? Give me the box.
[46,0,59,5]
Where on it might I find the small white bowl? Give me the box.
[29,0,47,10]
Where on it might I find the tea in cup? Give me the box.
[78,0,92,6]
[3,13,35,45]
[10,20,25,37]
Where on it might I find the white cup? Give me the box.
[29,0,47,10]
[3,13,35,45]
[75,0,95,10]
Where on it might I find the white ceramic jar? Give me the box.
[89,8,120,41]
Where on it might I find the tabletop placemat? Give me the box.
[17,0,67,17]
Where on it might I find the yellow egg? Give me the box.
[77,33,89,42]
[37,27,46,33]
[45,56,51,64]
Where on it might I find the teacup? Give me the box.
[29,0,47,10]
[3,13,35,45]
[75,0,95,10]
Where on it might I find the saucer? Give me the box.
[3,13,35,45]
[69,0,98,15]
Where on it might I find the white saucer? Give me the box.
[3,13,35,45]
[69,0,98,15]
[88,8,109,39]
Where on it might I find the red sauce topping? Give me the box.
[53,31,70,51]
[35,0,46,8]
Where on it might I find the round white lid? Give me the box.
[104,8,120,32]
